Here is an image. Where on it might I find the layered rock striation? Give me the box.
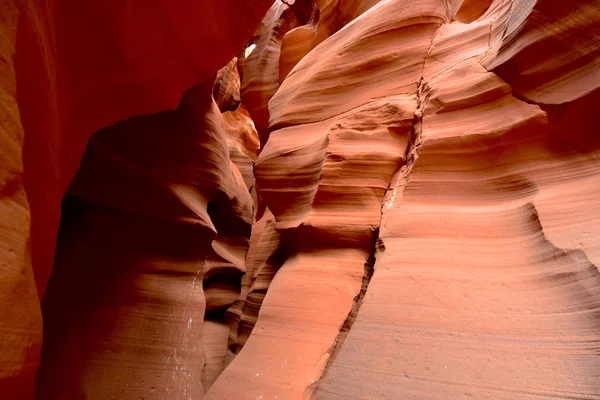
[0,0,271,398]
[0,0,599,399]
[208,0,600,398]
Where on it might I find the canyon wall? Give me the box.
[0,0,599,399]
[207,0,600,399]
[0,2,40,398]
[0,0,271,398]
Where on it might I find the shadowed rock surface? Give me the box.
[0,0,599,398]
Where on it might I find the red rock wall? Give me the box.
[1,0,599,398]
[239,2,303,148]
[207,0,600,398]
[0,2,42,398]
[0,0,271,398]
[36,82,256,398]
[16,0,271,301]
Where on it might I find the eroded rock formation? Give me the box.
[0,0,271,398]
[0,0,599,398]
[207,0,600,398]
[0,3,41,398]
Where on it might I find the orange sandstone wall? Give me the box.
[0,0,271,398]
[1,0,599,398]
[0,2,41,398]
[208,0,600,398]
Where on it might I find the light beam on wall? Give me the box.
[245,43,256,58]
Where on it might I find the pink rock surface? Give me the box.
[208,0,600,398]
[0,0,271,398]
[1,0,599,398]
[239,2,304,147]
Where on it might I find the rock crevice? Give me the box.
[1,0,600,398]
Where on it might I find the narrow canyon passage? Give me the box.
[1,0,600,399]
[36,82,256,398]
[208,0,600,398]
[314,69,600,398]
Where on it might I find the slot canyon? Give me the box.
[1,0,599,398]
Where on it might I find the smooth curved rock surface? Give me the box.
[16,0,273,299]
[214,58,242,113]
[240,2,303,147]
[1,0,599,398]
[0,2,41,398]
[279,0,382,81]
[206,1,447,398]
[0,0,272,398]
[315,61,600,399]
[37,83,254,399]
[220,208,284,367]
[209,0,600,398]
[483,0,600,104]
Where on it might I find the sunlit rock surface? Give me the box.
[0,0,599,398]
[208,0,600,399]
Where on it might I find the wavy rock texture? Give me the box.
[225,207,284,362]
[38,56,260,400]
[37,82,254,399]
[203,320,232,390]
[202,63,261,392]
[448,0,492,22]
[206,1,446,398]
[0,2,41,398]
[241,0,372,146]
[214,58,242,113]
[315,55,600,400]
[1,0,599,398]
[37,51,261,400]
[222,105,260,191]
[0,0,271,398]
[240,2,303,147]
[207,0,600,398]
[17,0,272,300]
[484,0,600,104]
[279,0,382,81]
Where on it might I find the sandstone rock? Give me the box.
[222,104,260,192]
[206,1,445,398]
[16,0,273,300]
[279,0,382,81]
[0,0,271,397]
[226,208,284,359]
[202,319,231,390]
[1,0,599,398]
[240,2,303,147]
[36,83,254,399]
[484,0,600,104]
[0,2,41,398]
[316,60,600,399]
[209,0,600,398]
[214,58,242,113]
